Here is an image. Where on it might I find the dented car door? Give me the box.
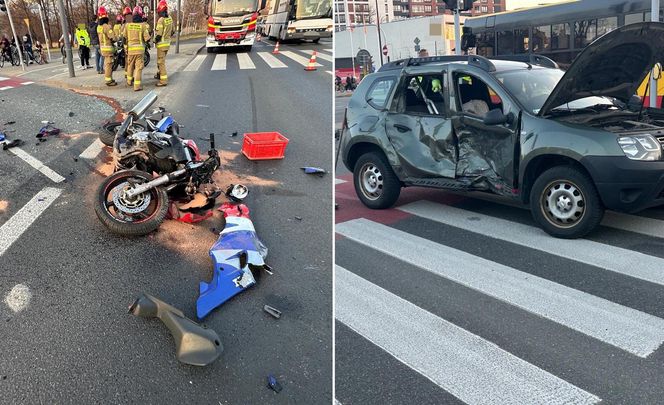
[384,67,457,178]
[450,70,519,193]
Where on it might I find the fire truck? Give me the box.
[206,0,266,52]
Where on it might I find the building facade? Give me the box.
[470,0,505,15]
[335,0,396,30]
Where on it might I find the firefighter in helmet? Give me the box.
[113,14,124,39]
[96,7,117,86]
[125,6,151,91]
[153,0,173,87]
[121,6,132,78]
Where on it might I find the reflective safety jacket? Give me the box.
[125,22,151,56]
[113,24,123,40]
[155,16,173,50]
[77,29,90,47]
[97,23,116,56]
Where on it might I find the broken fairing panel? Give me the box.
[196,216,269,319]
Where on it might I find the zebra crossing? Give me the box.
[334,178,664,404]
[181,47,332,72]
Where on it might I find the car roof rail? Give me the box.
[468,55,496,72]
[489,54,559,69]
[378,55,468,71]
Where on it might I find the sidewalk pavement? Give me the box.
[1,40,203,96]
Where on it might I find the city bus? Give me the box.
[262,0,333,43]
[206,0,266,52]
[463,0,664,107]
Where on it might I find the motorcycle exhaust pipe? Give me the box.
[129,90,158,119]
[125,168,186,198]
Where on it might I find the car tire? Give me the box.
[529,166,604,239]
[353,152,401,209]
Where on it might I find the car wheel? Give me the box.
[353,152,401,209]
[529,166,604,239]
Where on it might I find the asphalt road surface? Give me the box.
[334,96,664,405]
[0,38,332,403]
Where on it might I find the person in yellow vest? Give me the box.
[96,7,117,86]
[125,6,151,91]
[76,25,92,69]
[153,0,173,87]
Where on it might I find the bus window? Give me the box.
[515,28,529,54]
[476,32,495,57]
[532,26,550,52]
[597,16,617,36]
[497,30,514,55]
[551,23,569,49]
[574,19,596,48]
[625,12,644,25]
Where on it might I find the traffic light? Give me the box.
[443,0,472,11]
[0,0,6,13]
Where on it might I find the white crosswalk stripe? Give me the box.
[237,52,256,69]
[299,49,332,62]
[397,200,664,287]
[336,218,664,357]
[256,52,288,68]
[336,265,601,404]
[183,54,207,71]
[279,50,323,67]
[211,54,227,70]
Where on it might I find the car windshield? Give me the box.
[494,69,564,114]
[296,0,332,19]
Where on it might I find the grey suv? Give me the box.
[339,22,664,238]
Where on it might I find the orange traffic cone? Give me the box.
[272,41,280,54]
[304,50,317,71]
[256,32,262,42]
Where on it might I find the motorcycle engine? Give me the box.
[115,131,179,173]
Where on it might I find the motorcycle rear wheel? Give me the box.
[95,170,169,236]
[100,121,147,146]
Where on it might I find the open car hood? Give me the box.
[539,22,664,116]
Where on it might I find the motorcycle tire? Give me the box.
[95,170,169,237]
[112,57,119,72]
[143,50,150,67]
[100,121,147,146]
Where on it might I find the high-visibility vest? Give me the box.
[155,16,173,49]
[97,23,115,55]
[78,29,90,47]
[113,24,122,39]
[125,22,150,56]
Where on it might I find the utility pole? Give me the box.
[453,3,460,55]
[38,3,52,62]
[5,1,26,70]
[650,0,660,108]
[56,0,75,77]
[343,0,356,78]
[374,0,383,66]
[175,0,181,53]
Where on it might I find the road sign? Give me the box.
[414,37,420,45]
[382,45,388,56]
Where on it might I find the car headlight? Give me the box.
[617,134,662,161]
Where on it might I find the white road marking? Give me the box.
[256,52,287,68]
[79,139,104,160]
[335,178,347,184]
[9,147,65,183]
[0,86,13,91]
[280,51,322,67]
[0,187,63,256]
[237,52,256,69]
[336,266,601,404]
[336,218,664,357]
[322,48,332,53]
[4,284,32,313]
[0,77,9,81]
[21,81,34,85]
[183,54,207,71]
[211,53,227,70]
[399,200,664,287]
[300,49,332,62]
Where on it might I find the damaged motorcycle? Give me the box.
[94,92,221,236]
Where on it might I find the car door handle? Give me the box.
[393,124,411,133]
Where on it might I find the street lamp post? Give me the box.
[56,0,75,77]
[650,0,660,108]
[175,0,181,53]
[38,3,52,62]
[453,4,461,55]
[374,0,383,66]
[5,1,26,70]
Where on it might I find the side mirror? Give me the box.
[483,109,509,125]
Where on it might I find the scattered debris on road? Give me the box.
[225,184,248,202]
[267,374,283,393]
[2,139,24,150]
[36,123,62,139]
[129,294,223,367]
[301,167,326,176]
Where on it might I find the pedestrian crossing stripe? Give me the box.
[183,54,206,71]
[256,52,287,68]
[336,265,602,404]
[211,54,227,70]
[336,218,664,357]
[0,86,13,91]
[398,200,664,287]
[181,50,330,71]
[0,77,9,81]
[280,50,323,67]
[298,49,332,62]
[236,52,256,69]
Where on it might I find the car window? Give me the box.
[494,69,564,114]
[366,78,395,110]
[400,73,446,116]
[454,73,503,118]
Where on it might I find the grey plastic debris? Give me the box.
[263,305,282,319]
[129,294,223,366]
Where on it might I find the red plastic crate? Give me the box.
[242,132,289,160]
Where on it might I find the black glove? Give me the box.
[155,35,162,43]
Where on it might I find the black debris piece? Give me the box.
[2,139,24,150]
[68,112,75,117]
[294,216,302,221]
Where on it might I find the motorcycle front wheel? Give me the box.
[95,170,169,236]
[100,121,147,146]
